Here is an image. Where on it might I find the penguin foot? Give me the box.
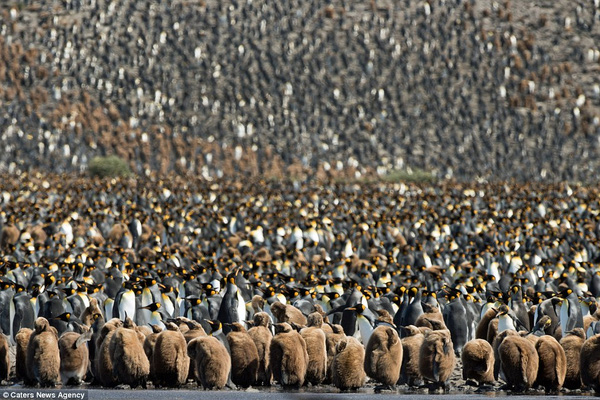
[465,379,479,387]
[374,384,395,392]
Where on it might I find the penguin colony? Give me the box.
[1,0,600,182]
[4,176,600,394]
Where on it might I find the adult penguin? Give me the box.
[13,288,35,343]
[113,280,137,322]
[400,287,424,327]
[344,303,375,345]
[217,271,247,334]
[509,285,531,331]
[139,302,167,330]
[559,288,583,338]
[442,290,468,356]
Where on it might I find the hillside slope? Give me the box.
[0,0,599,181]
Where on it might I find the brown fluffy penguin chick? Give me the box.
[486,318,500,345]
[175,318,207,382]
[270,301,307,326]
[313,304,333,334]
[270,322,309,388]
[364,324,402,387]
[325,324,346,383]
[26,317,61,387]
[80,298,102,327]
[226,322,259,387]
[332,336,366,391]
[109,325,150,388]
[58,329,93,385]
[580,333,600,392]
[400,325,425,386]
[476,308,498,340]
[300,312,327,386]
[492,329,518,381]
[419,329,456,389]
[461,339,495,385]
[560,328,585,390]
[152,322,190,387]
[143,324,163,379]
[415,303,446,330]
[0,333,10,383]
[177,318,206,342]
[95,318,123,387]
[247,312,273,385]
[498,335,539,391]
[16,328,33,383]
[187,336,231,389]
[535,335,566,392]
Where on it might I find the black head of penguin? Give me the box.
[207,320,223,334]
[141,302,161,312]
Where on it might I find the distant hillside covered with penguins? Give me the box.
[1,0,600,181]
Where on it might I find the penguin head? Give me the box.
[141,302,161,312]
[497,304,510,316]
[207,319,222,333]
[347,303,366,315]
[55,312,72,322]
[273,322,293,334]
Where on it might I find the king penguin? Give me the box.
[559,288,583,338]
[113,280,137,322]
[217,272,247,334]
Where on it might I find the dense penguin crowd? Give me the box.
[0,175,600,393]
[0,0,600,181]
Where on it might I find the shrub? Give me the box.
[87,155,132,178]
[381,168,437,184]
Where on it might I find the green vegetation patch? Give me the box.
[381,168,437,184]
[87,156,132,178]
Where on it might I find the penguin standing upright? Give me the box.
[187,335,231,389]
[58,329,93,385]
[419,329,456,390]
[13,289,35,343]
[15,328,32,383]
[364,319,402,389]
[26,317,61,387]
[559,288,583,338]
[400,287,424,327]
[461,339,495,386]
[509,285,531,331]
[152,322,190,387]
[139,302,167,330]
[113,281,136,321]
[559,328,585,390]
[300,312,327,386]
[344,304,375,345]
[0,333,10,383]
[443,291,468,356]
[217,272,247,334]
[332,336,366,390]
[226,322,259,388]
[247,312,273,386]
